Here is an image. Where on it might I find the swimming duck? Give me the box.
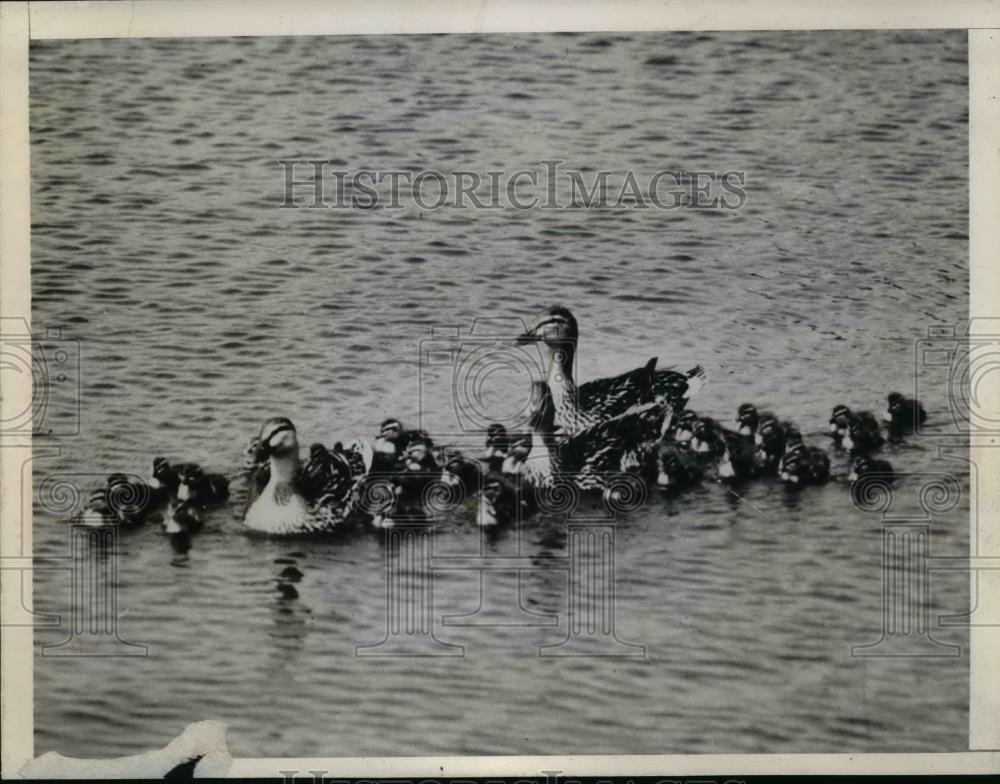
[439,448,483,495]
[778,443,831,486]
[688,416,756,481]
[515,306,705,436]
[656,440,703,489]
[849,455,895,484]
[372,418,434,472]
[368,434,444,528]
[177,463,230,506]
[671,409,700,443]
[77,459,180,527]
[482,423,510,473]
[736,403,760,437]
[160,463,230,536]
[243,417,373,535]
[843,411,885,454]
[522,380,667,491]
[885,392,927,440]
[502,432,533,477]
[477,471,521,527]
[163,499,203,536]
[828,404,853,447]
[753,416,787,475]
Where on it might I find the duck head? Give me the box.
[673,410,699,443]
[375,418,403,454]
[403,436,435,471]
[830,404,852,434]
[256,417,300,479]
[516,306,578,377]
[849,456,873,483]
[478,472,509,527]
[483,423,510,461]
[152,457,178,491]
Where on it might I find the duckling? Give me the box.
[753,417,787,476]
[482,423,510,473]
[374,435,441,525]
[243,417,372,535]
[515,305,705,436]
[656,440,703,489]
[151,456,182,498]
[779,443,831,486]
[886,391,927,441]
[844,411,885,454]
[502,432,533,477]
[671,409,700,444]
[177,463,230,506]
[850,455,895,483]
[163,499,203,536]
[689,417,755,481]
[828,404,852,447]
[440,448,483,496]
[372,418,434,472]
[477,471,521,527]
[736,403,759,437]
[77,465,166,527]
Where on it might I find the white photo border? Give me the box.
[1,0,998,777]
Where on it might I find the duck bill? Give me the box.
[513,328,540,346]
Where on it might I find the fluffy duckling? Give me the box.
[849,455,895,484]
[779,443,831,486]
[372,418,433,472]
[502,432,533,477]
[482,424,510,473]
[753,416,787,475]
[177,463,230,506]
[78,459,175,527]
[656,440,703,489]
[477,471,520,527]
[828,404,852,447]
[886,391,927,441]
[440,448,483,497]
[671,409,700,444]
[844,411,885,454]
[736,403,760,437]
[689,417,755,481]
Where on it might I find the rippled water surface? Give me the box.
[30,31,969,757]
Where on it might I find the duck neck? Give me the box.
[546,344,580,428]
[268,452,300,485]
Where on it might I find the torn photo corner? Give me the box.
[18,720,231,779]
[1,0,999,780]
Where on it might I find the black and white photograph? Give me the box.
[1,1,998,779]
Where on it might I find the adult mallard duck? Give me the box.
[515,305,705,437]
[243,417,372,535]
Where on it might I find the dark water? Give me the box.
[30,31,969,757]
